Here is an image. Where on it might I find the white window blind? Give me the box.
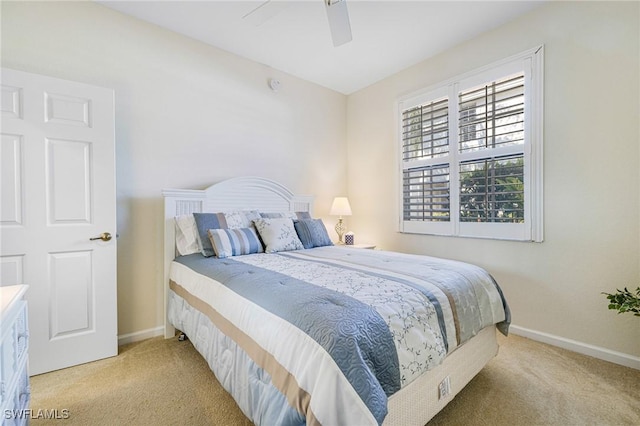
[398,46,543,241]
[402,98,449,161]
[403,164,450,222]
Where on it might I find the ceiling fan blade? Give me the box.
[243,0,289,27]
[324,0,353,47]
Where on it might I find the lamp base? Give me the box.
[335,217,347,244]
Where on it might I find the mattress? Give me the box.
[168,246,509,425]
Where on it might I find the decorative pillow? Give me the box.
[193,213,228,257]
[243,210,262,224]
[259,211,298,219]
[259,211,311,220]
[253,218,304,253]
[295,211,312,220]
[224,210,261,229]
[174,214,201,255]
[294,219,334,249]
[208,227,264,258]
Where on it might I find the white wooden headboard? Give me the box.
[162,176,313,338]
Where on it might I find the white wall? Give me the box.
[1,1,348,336]
[347,1,640,361]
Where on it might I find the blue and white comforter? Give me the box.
[168,246,509,425]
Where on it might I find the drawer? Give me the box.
[1,327,17,405]
[1,302,27,402]
[1,360,29,426]
[0,286,29,426]
[14,304,28,363]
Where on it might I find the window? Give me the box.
[398,47,543,241]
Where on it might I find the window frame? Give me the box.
[397,46,544,242]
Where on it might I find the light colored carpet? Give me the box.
[30,333,640,425]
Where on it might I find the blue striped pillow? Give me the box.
[207,227,264,258]
[293,219,333,249]
[193,213,228,257]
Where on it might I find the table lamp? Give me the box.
[330,197,352,244]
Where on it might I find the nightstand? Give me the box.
[0,285,30,425]
[346,243,376,249]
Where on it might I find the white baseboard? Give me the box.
[118,326,164,346]
[509,325,640,370]
[116,325,640,370]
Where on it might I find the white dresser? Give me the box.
[0,285,29,426]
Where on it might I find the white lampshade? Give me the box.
[330,197,352,216]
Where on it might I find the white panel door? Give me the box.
[0,68,117,375]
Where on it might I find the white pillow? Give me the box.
[253,218,304,253]
[174,214,201,255]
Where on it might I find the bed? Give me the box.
[162,176,510,426]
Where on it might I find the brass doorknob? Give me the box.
[90,232,112,242]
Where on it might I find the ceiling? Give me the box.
[98,1,544,94]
